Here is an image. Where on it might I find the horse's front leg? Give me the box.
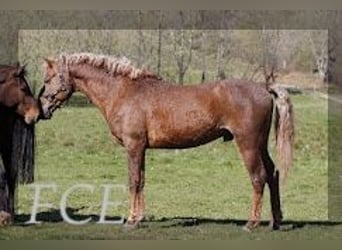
[0,178,11,226]
[136,168,145,223]
[124,141,146,228]
[0,155,13,226]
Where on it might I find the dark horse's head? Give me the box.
[0,64,40,124]
[0,63,38,184]
[38,56,74,119]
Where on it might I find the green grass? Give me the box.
[0,93,337,239]
[328,91,342,221]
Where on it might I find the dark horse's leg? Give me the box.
[0,160,11,225]
[0,152,13,226]
[124,140,146,228]
[235,136,267,231]
[262,150,282,230]
[2,148,16,216]
[0,111,15,226]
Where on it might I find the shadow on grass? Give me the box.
[151,216,342,231]
[14,207,123,226]
[14,208,342,231]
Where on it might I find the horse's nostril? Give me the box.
[41,105,52,119]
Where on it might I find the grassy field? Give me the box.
[0,93,338,239]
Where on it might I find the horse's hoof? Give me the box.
[135,215,145,223]
[243,221,259,232]
[269,222,281,231]
[268,218,282,231]
[242,225,252,233]
[124,220,140,229]
[0,211,12,226]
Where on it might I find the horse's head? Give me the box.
[39,57,73,119]
[0,63,40,124]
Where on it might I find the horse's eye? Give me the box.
[47,95,54,102]
[20,85,27,91]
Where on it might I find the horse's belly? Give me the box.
[147,125,224,149]
[146,97,226,148]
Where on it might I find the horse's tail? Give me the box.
[268,86,294,184]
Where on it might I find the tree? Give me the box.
[136,11,146,67]
[309,30,329,82]
[260,29,281,81]
[156,12,163,76]
[215,11,236,80]
[304,10,340,84]
[171,11,194,85]
[216,31,227,80]
[197,11,207,83]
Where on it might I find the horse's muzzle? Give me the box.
[39,104,53,120]
[23,106,40,125]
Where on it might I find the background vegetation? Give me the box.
[0,28,334,239]
[18,29,327,94]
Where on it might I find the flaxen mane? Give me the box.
[59,53,160,80]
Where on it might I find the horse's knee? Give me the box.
[128,181,139,192]
[128,179,144,193]
[138,178,145,192]
[250,171,267,192]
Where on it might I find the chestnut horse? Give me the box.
[39,53,294,231]
[0,63,40,225]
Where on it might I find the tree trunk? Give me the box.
[136,10,145,67]
[200,31,207,83]
[178,70,186,85]
[216,31,226,80]
[260,29,280,81]
[172,11,193,85]
[156,13,163,76]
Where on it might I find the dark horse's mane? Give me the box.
[11,114,35,184]
[0,64,35,184]
[58,53,161,81]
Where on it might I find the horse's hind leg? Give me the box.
[262,150,282,230]
[235,137,266,231]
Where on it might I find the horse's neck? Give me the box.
[70,67,122,118]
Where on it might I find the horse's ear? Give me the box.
[43,57,55,69]
[14,63,26,77]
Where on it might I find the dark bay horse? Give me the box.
[39,53,294,231]
[0,63,40,225]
